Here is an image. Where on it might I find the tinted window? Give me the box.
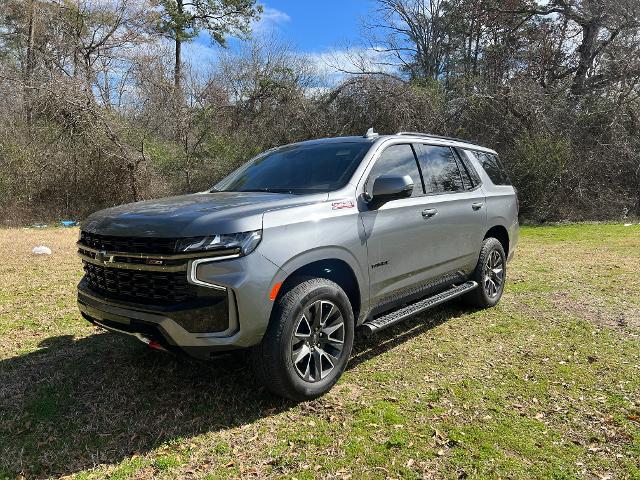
[366,144,423,197]
[215,142,371,194]
[456,148,482,187]
[415,145,464,193]
[477,152,511,185]
[457,157,473,190]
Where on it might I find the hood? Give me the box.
[81,191,323,237]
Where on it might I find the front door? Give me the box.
[360,143,432,305]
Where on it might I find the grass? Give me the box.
[0,223,639,479]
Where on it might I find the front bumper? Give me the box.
[78,252,285,360]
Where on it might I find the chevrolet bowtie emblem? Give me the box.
[95,251,115,264]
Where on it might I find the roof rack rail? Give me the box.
[396,131,477,146]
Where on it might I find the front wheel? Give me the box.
[464,237,507,308]
[251,278,354,401]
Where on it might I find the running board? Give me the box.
[362,281,478,335]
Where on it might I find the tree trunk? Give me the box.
[24,0,36,128]
[174,0,183,88]
[571,20,599,96]
[174,37,181,88]
[128,160,139,202]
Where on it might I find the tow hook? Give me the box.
[134,333,167,352]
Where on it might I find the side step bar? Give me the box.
[362,281,478,335]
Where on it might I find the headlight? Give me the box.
[176,230,262,256]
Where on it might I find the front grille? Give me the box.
[80,231,179,255]
[83,262,196,305]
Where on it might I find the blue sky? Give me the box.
[183,1,382,79]
[257,0,375,51]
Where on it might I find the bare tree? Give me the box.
[1,0,640,223]
[364,0,453,80]
[497,0,640,95]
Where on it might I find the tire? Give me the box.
[464,237,507,308]
[251,277,355,401]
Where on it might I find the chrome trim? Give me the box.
[77,242,241,273]
[188,255,241,290]
[78,251,187,272]
[77,241,240,260]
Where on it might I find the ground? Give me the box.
[0,223,638,480]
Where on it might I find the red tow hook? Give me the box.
[135,334,168,352]
[148,340,164,351]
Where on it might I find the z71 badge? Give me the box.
[371,260,389,269]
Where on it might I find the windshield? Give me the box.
[214,142,371,194]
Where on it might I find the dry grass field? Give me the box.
[0,224,639,479]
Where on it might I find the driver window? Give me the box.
[366,144,424,197]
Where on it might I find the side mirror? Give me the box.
[367,175,414,206]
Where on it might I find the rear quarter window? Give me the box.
[475,151,511,186]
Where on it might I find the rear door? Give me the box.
[411,143,487,275]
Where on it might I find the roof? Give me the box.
[283,132,497,154]
[390,132,496,153]
[293,136,376,146]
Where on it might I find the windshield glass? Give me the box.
[214,142,371,194]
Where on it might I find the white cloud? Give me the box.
[253,6,291,33]
[304,46,398,87]
[183,37,221,73]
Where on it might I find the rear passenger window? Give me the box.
[366,144,423,197]
[414,145,464,193]
[477,152,511,185]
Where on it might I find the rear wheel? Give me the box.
[251,278,354,401]
[464,237,506,308]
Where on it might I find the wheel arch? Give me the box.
[277,259,362,321]
[484,225,510,257]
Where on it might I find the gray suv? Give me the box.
[77,130,519,400]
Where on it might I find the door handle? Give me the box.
[472,202,484,211]
[422,208,438,218]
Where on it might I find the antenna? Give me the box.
[364,127,379,139]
